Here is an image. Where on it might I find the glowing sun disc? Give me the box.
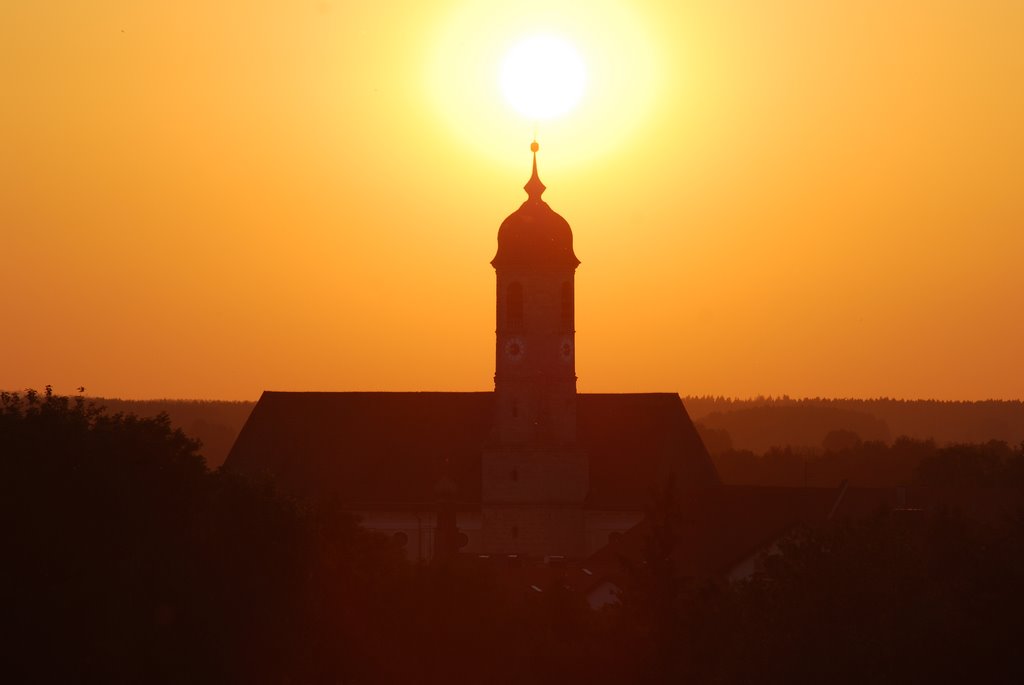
[500,36,586,120]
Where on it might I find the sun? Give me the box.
[500,36,587,121]
[427,0,660,165]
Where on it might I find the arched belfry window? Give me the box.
[507,282,523,329]
[561,282,573,328]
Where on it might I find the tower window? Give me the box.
[510,468,519,482]
[507,282,523,329]
[511,525,519,539]
[561,281,573,327]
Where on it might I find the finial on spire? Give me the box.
[524,140,546,201]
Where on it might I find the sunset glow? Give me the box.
[1,1,1022,401]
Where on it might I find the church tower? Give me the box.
[481,143,589,557]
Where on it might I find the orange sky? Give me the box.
[2,1,1022,401]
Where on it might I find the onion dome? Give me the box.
[492,142,580,269]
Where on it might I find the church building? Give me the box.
[225,145,720,560]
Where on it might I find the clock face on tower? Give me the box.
[560,336,574,362]
[504,337,525,360]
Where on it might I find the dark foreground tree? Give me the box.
[0,388,407,683]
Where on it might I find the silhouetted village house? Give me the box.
[226,146,719,564]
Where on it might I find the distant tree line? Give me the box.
[3,389,1023,683]
[707,430,1024,489]
[687,396,1024,450]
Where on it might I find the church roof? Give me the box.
[224,391,719,509]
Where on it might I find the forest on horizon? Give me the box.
[73,394,1024,471]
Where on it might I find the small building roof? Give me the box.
[589,484,1024,579]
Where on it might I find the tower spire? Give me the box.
[524,140,546,201]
